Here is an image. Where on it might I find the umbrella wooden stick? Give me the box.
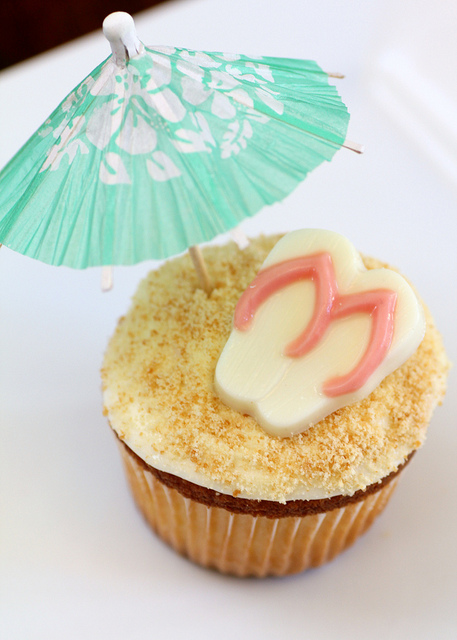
[101,266,114,291]
[103,12,215,296]
[343,139,364,154]
[189,246,213,295]
[324,73,364,153]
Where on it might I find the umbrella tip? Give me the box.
[103,11,134,38]
[103,12,142,64]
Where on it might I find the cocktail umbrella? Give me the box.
[0,12,357,292]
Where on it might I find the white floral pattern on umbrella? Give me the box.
[40,48,285,185]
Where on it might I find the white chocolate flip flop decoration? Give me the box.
[215,229,426,437]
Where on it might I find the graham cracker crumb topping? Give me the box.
[101,236,449,502]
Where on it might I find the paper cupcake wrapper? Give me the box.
[118,441,399,577]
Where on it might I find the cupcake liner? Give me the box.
[118,440,400,577]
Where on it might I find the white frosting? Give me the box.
[104,382,412,502]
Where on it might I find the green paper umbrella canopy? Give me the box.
[0,12,350,268]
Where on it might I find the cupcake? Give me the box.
[101,230,448,577]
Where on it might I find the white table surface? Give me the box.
[1,1,456,638]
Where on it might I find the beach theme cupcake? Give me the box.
[101,229,449,576]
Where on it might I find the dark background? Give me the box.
[0,0,170,70]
